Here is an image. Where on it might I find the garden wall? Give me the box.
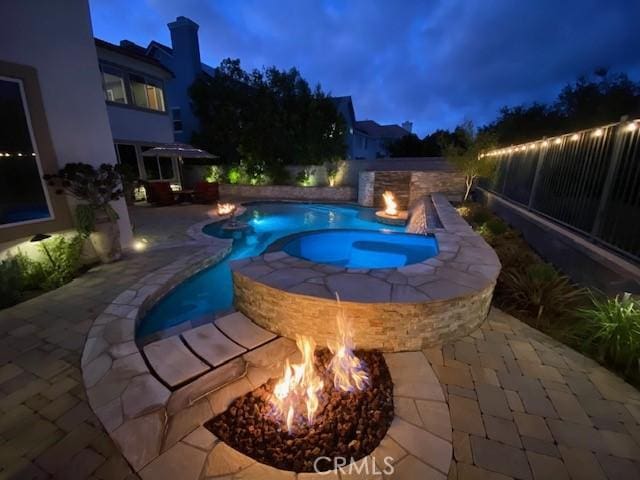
[478,188,640,295]
[219,184,356,201]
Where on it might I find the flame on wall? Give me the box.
[382,191,398,216]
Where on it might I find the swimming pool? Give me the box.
[282,229,438,268]
[137,202,405,339]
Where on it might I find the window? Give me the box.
[116,144,140,177]
[0,77,52,227]
[101,66,127,104]
[171,107,183,132]
[141,146,174,180]
[130,74,165,112]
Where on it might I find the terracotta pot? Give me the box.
[90,217,122,263]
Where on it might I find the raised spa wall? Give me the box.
[230,194,501,351]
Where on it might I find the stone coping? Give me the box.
[230,194,500,305]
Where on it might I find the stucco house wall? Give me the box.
[0,0,133,251]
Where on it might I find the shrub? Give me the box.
[499,263,587,327]
[40,235,83,290]
[295,167,315,187]
[0,257,24,308]
[572,293,640,375]
[485,217,508,235]
[75,204,95,239]
[204,165,224,183]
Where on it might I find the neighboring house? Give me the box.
[0,0,133,251]
[95,39,179,186]
[145,16,215,144]
[330,96,411,159]
[353,120,411,159]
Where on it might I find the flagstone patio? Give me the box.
[1,204,640,479]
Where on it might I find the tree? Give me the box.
[387,133,423,157]
[189,59,346,183]
[444,122,497,202]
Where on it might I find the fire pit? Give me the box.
[375,191,408,226]
[205,301,394,473]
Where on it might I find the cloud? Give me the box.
[89,0,640,136]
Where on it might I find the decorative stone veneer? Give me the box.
[219,184,355,201]
[231,194,501,351]
[358,170,466,208]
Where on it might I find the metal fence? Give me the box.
[480,117,640,262]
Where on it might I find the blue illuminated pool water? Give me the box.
[138,202,415,339]
[283,230,438,269]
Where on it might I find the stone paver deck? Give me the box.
[2,203,640,479]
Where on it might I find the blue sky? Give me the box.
[89,0,640,136]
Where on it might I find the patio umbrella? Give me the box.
[141,143,218,186]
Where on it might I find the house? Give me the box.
[0,0,133,251]
[95,39,179,187]
[107,16,411,162]
[145,16,215,144]
[330,96,411,159]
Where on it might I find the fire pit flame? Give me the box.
[328,296,369,392]
[382,191,398,216]
[271,337,324,433]
[270,296,368,433]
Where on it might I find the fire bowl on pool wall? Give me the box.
[375,209,409,226]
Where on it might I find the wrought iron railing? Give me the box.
[480,117,640,262]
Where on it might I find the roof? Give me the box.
[355,120,409,139]
[330,96,356,125]
[94,38,174,76]
[146,41,216,76]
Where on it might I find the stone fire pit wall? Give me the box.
[231,194,501,351]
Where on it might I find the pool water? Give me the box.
[137,202,404,338]
[283,230,438,268]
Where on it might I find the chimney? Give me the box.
[168,16,201,74]
[402,121,413,133]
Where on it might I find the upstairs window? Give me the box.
[130,74,165,112]
[171,107,183,132]
[101,66,127,104]
[0,77,52,226]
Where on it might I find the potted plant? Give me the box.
[44,163,124,263]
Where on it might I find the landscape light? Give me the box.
[592,128,603,137]
[626,122,638,132]
[542,141,549,147]
[133,238,148,251]
[570,134,580,141]
[554,138,562,145]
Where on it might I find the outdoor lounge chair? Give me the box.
[192,181,219,204]
[144,181,177,206]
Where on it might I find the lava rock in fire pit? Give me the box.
[205,349,394,473]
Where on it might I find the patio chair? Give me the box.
[193,181,219,204]
[144,181,177,206]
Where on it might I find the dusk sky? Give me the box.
[89,0,640,136]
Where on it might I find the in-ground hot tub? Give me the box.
[281,229,439,269]
[231,195,502,351]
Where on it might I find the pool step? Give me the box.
[215,311,277,349]
[143,312,277,388]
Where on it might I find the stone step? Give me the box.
[182,324,246,367]
[143,336,211,388]
[215,312,276,350]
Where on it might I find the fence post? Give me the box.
[527,137,547,211]
[590,116,628,239]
